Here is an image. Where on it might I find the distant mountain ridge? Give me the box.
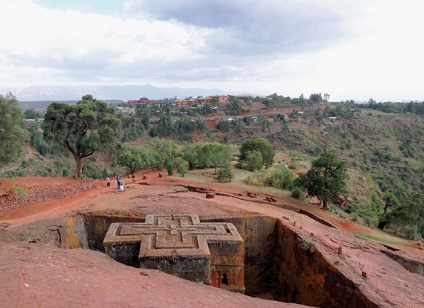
[1,85,227,102]
[17,100,124,111]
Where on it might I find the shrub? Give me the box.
[82,165,101,179]
[215,163,233,183]
[166,163,174,175]
[291,187,303,199]
[244,175,265,187]
[177,159,189,177]
[264,166,295,190]
[404,225,420,240]
[12,186,26,196]
[102,168,109,178]
[239,150,263,171]
[289,158,299,170]
[300,236,314,253]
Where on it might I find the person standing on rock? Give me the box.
[116,176,121,189]
[106,177,110,187]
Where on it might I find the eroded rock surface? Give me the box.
[0,174,423,307]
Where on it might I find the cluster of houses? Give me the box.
[125,95,249,108]
[116,95,251,114]
[23,94,348,129]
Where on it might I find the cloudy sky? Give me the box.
[0,0,423,101]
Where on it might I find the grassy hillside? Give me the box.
[267,110,424,199]
[1,100,423,237]
[192,102,423,234]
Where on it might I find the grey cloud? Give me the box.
[4,49,118,72]
[125,0,243,28]
[125,0,344,55]
[107,56,243,82]
[8,53,240,85]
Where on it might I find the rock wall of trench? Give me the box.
[203,215,278,296]
[81,213,144,251]
[273,221,379,307]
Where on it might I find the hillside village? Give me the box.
[114,94,352,130]
[25,94,345,130]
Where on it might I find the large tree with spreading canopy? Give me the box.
[295,153,347,209]
[239,138,275,168]
[43,95,120,178]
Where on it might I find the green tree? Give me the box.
[43,95,121,178]
[377,192,400,230]
[176,158,189,177]
[215,162,234,183]
[29,122,57,155]
[135,109,151,130]
[295,153,348,209]
[226,99,244,115]
[157,114,173,136]
[24,108,42,119]
[217,118,231,132]
[150,138,181,170]
[197,144,232,173]
[238,150,263,171]
[309,93,322,105]
[378,193,424,239]
[0,93,27,167]
[118,144,154,174]
[182,143,201,169]
[239,138,275,168]
[281,168,296,190]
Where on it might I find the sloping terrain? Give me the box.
[1,171,423,307]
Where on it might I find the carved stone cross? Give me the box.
[104,214,245,293]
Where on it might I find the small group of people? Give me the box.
[105,176,125,191]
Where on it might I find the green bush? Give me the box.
[239,138,275,168]
[82,165,101,179]
[289,158,299,170]
[291,187,302,199]
[166,163,174,175]
[238,150,263,171]
[177,159,189,177]
[215,163,233,183]
[404,225,420,240]
[12,186,26,196]
[264,166,295,190]
[244,174,265,187]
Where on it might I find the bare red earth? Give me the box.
[1,171,423,307]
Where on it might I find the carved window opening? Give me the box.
[222,273,229,285]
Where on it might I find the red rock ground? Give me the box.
[1,171,423,307]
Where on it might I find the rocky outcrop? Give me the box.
[0,178,96,212]
[273,222,378,307]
